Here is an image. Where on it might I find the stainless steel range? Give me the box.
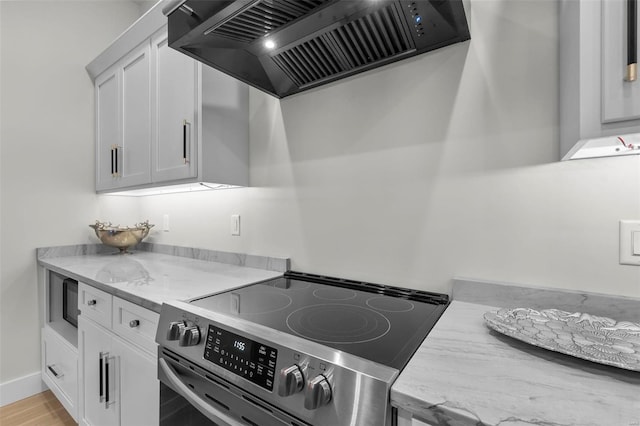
[156,271,448,426]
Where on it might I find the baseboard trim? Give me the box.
[0,372,47,407]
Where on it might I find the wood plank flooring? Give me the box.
[0,391,76,426]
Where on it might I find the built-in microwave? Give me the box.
[49,271,79,329]
[62,278,78,327]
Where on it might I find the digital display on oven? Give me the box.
[203,325,278,391]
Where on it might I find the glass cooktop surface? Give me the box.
[190,272,449,370]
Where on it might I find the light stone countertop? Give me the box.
[38,244,288,312]
[391,280,640,426]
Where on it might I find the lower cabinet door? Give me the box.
[42,327,78,420]
[79,317,119,426]
[112,336,158,426]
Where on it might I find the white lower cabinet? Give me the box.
[77,283,159,426]
[41,270,160,425]
[42,327,78,421]
[112,336,157,426]
[80,317,119,426]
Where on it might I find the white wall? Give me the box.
[0,0,142,386]
[137,0,640,299]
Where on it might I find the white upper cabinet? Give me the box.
[560,0,640,160]
[121,45,152,184]
[87,3,248,195]
[95,42,152,191]
[151,30,197,183]
[95,68,119,191]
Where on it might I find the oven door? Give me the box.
[159,358,240,426]
[158,349,307,426]
[160,381,217,426]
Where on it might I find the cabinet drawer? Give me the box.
[79,283,112,329]
[112,297,159,354]
[42,327,78,419]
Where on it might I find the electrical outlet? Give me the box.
[619,220,640,265]
[163,214,170,232]
[231,214,241,236]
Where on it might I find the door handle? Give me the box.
[99,352,105,402]
[103,352,115,408]
[182,120,191,164]
[627,0,637,81]
[110,146,115,177]
[99,351,115,407]
[114,145,120,177]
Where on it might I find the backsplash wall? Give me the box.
[129,0,640,298]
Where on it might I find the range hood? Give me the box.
[163,0,470,98]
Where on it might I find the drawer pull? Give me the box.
[47,364,63,379]
[87,299,97,306]
[129,319,140,328]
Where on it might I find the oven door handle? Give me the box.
[158,358,245,426]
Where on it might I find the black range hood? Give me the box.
[164,0,470,98]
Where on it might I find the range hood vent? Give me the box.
[272,4,412,88]
[165,0,470,98]
[208,0,331,43]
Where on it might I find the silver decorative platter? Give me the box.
[484,308,640,371]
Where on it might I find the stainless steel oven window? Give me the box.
[160,383,217,426]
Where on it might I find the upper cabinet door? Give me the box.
[151,30,198,183]
[95,67,119,191]
[120,43,152,186]
[95,42,151,191]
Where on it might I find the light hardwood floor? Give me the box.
[0,391,76,426]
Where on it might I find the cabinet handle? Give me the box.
[627,0,637,82]
[87,299,97,306]
[129,319,140,328]
[182,120,190,164]
[105,355,110,407]
[110,146,115,177]
[99,353,104,401]
[114,145,120,176]
[100,352,115,408]
[47,364,63,379]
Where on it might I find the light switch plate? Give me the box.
[619,220,640,265]
[231,214,240,236]
[163,214,170,232]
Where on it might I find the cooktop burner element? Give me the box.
[366,296,415,313]
[312,287,357,300]
[286,304,391,344]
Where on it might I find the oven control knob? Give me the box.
[179,325,201,346]
[304,375,332,410]
[278,365,304,397]
[167,321,187,341]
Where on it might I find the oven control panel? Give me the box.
[203,325,278,391]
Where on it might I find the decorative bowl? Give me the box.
[484,307,640,371]
[89,221,154,253]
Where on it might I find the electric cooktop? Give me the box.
[190,271,449,370]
